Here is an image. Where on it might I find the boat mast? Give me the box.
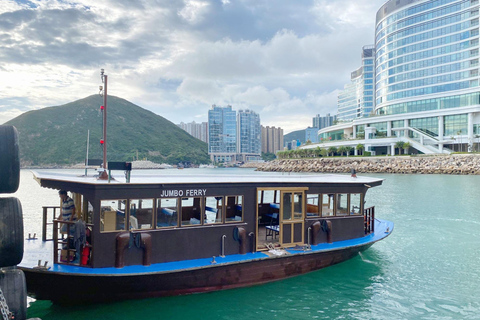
[85,129,90,176]
[99,69,108,179]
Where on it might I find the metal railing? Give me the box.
[42,206,60,241]
[52,219,94,267]
[364,206,375,234]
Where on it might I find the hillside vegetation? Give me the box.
[6,95,209,166]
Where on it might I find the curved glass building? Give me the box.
[316,0,480,155]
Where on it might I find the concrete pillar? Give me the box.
[468,112,474,152]
[391,143,396,156]
[438,115,444,140]
[438,115,444,153]
[404,119,409,138]
[352,125,357,139]
[387,121,392,137]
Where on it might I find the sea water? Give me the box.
[11,169,480,319]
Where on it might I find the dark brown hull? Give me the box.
[22,243,372,304]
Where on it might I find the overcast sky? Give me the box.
[0,0,386,133]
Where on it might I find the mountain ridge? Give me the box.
[5,95,209,166]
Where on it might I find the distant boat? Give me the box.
[199,164,217,168]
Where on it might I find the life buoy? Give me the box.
[0,125,20,193]
[0,197,24,267]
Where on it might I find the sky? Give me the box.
[0,0,387,134]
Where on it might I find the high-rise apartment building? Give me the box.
[208,105,237,163]
[177,121,208,143]
[314,0,480,155]
[337,46,375,121]
[237,109,261,162]
[312,113,336,129]
[261,126,284,154]
[208,105,262,163]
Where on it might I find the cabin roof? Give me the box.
[32,170,383,187]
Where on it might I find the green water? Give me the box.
[21,172,480,319]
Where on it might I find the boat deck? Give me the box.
[20,219,393,275]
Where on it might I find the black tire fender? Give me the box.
[0,125,20,193]
[0,267,27,320]
[0,197,24,267]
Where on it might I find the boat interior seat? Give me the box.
[265,213,279,240]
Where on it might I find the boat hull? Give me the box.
[22,243,372,304]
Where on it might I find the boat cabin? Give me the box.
[35,171,381,269]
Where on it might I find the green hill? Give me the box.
[284,129,305,145]
[5,95,209,166]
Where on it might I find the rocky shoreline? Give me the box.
[244,155,480,175]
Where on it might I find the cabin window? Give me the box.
[226,195,243,222]
[259,190,280,204]
[100,199,127,232]
[350,194,362,215]
[293,193,303,219]
[129,199,154,230]
[321,194,334,217]
[336,194,349,216]
[282,193,292,221]
[181,197,202,226]
[157,198,178,228]
[306,195,320,217]
[204,196,223,224]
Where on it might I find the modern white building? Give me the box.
[312,0,480,155]
[337,46,376,121]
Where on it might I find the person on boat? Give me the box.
[58,190,77,234]
[58,190,79,263]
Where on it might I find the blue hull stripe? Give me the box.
[20,219,393,276]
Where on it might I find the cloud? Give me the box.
[0,0,384,133]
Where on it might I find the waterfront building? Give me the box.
[208,105,237,163]
[312,113,336,129]
[261,126,284,154]
[337,46,376,121]
[237,109,261,162]
[305,127,320,143]
[177,121,208,143]
[312,0,480,155]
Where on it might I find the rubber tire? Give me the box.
[0,197,24,267]
[0,267,27,320]
[0,125,20,193]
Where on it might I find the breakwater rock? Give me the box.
[246,155,480,175]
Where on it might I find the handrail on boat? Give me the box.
[52,219,94,267]
[42,206,60,241]
[364,206,375,234]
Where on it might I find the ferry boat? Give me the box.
[19,169,393,304]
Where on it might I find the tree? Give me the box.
[395,141,405,155]
[337,146,347,156]
[403,142,411,155]
[345,146,353,156]
[327,146,337,157]
[356,143,364,156]
[261,152,276,161]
